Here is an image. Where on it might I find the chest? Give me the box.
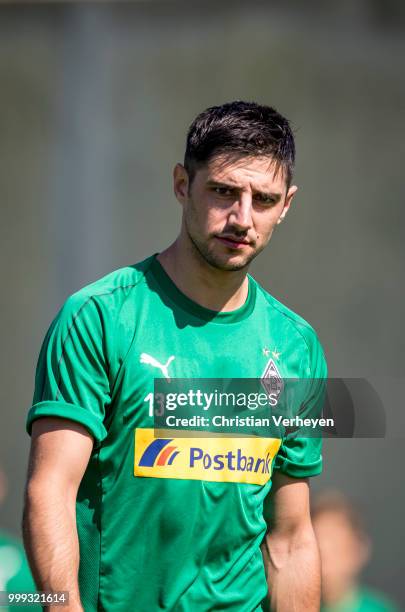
[110,296,308,428]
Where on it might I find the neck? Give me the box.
[157,238,249,312]
[322,581,359,607]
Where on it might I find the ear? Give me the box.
[173,163,190,206]
[277,184,298,225]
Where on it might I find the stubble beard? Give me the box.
[184,215,262,272]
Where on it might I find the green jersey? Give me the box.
[321,587,399,612]
[27,254,327,612]
[0,531,41,611]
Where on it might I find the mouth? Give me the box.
[215,235,251,250]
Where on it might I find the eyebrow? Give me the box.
[206,180,283,202]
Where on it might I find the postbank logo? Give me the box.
[138,438,179,467]
[134,429,281,485]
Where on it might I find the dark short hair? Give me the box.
[184,100,296,186]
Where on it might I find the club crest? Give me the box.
[261,358,284,397]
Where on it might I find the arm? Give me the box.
[261,471,321,612]
[22,418,94,612]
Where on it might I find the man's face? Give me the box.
[313,511,370,600]
[174,154,297,271]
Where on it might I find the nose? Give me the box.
[228,192,253,232]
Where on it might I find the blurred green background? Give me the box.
[0,1,404,607]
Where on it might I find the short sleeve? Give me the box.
[273,332,327,478]
[26,294,111,446]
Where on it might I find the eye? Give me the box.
[213,186,234,196]
[254,194,276,206]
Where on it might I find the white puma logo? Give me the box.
[140,353,175,381]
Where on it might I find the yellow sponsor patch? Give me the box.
[134,429,281,485]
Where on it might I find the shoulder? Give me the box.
[67,254,154,307]
[57,254,155,321]
[254,279,322,348]
[38,256,156,369]
[359,588,399,612]
[252,277,327,376]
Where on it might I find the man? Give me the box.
[312,491,398,612]
[23,101,327,611]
